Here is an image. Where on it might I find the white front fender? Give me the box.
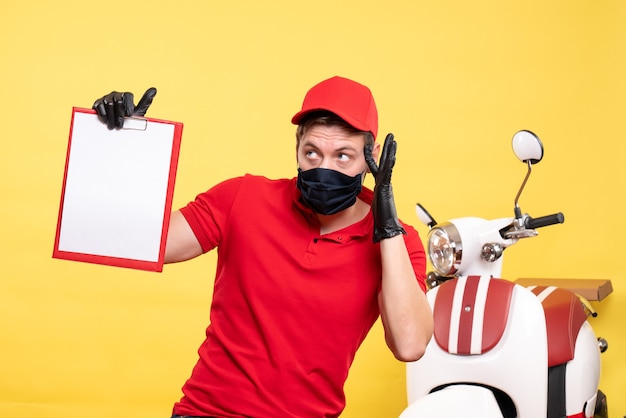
[399,385,504,418]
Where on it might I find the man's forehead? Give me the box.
[301,125,366,147]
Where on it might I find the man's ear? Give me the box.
[372,141,381,160]
[366,142,381,173]
[295,142,300,167]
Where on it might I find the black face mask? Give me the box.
[296,168,363,215]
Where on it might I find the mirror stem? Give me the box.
[514,160,533,219]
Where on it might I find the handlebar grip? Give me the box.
[525,212,565,229]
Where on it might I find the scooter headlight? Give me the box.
[427,223,462,276]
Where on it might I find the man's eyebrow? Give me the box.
[300,140,319,149]
[336,145,360,153]
[300,139,360,153]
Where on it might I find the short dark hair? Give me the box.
[295,111,375,147]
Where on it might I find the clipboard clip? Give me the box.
[123,117,148,131]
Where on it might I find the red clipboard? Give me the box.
[53,108,183,272]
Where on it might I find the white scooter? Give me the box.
[399,130,608,418]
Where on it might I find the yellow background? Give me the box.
[1,1,624,417]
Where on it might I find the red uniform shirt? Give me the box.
[173,174,426,417]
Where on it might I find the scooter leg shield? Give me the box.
[405,281,548,417]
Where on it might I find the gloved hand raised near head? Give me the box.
[92,87,157,130]
[365,133,406,243]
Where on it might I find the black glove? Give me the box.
[92,87,157,130]
[365,133,406,243]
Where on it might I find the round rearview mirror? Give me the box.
[416,203,437,228]
[512,130,544,164]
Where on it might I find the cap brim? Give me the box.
[291,108,370,134]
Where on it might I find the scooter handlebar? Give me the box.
[525,212,565,229]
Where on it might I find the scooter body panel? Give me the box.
[565,322,601,417]
[527,285,601,417]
